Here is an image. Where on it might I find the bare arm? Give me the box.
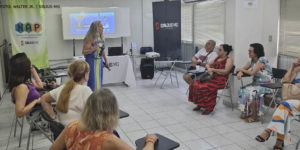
[282,63,300,83]
[240,62,264,76]
[192,56,198,67]
[211,58,233,75]
[31,67,44,89]
[15,84,40,117]
[50,127,67,150]
[102,50,109,67]
[82,39,98,55]
[40,92,56,119]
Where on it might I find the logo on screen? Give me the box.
[15,22,42,33]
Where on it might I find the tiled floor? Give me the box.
[0,72,299,150]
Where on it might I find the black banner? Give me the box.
[153,1,181,60]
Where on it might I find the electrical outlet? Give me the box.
[268,35,272,42]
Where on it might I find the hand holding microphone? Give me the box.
[103,61,111,71]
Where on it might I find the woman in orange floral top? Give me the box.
[50,89,157,150]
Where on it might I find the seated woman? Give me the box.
[236,43,272,123]
[256,57,300,150]
[41,60,92,126]
[188,44,233,115]
[8,53,41,117]
[50,89,158,150]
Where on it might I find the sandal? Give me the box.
[193,106,201,111]
[202,110,212,115]
[255,129,272,142]
[240,113,247,119]
[273,139,284,150]
[245,117,258,123]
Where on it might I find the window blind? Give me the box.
[279,0,300,57]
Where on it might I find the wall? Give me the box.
[1,0,145,61]
[224,0,280,105]
[0,3,6,97]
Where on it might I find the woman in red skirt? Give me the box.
[189,44,234,115]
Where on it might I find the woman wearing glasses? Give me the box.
[236,43,272,123]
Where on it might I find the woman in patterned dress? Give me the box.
[255,56,300,150]
[188,44,234,115]
[82,21,109,91]
[50,89,158,150]
[236,43,272,123]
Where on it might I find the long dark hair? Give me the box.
[8,53,31,92]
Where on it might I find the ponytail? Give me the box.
[55,60,90,113]
[56,79,77,113]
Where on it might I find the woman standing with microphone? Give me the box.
[82,21,109,91]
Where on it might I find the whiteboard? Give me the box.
[61,7,131,40]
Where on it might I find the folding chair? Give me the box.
[217,65,236,111]
[260,68,287,124]
[154,57,179,89]
[13,115,25,147]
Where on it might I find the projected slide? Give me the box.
[100,12,115,34]
[70,13,98,35]
[69,12,115,35]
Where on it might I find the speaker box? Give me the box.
[140,58,154,79]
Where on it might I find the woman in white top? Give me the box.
[41,60,92,126]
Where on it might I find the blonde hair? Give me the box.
[84,21,104,43]
[80,89,119,131]
[56,61,90,113]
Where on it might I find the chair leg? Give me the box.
[19,117,24,147]
[160,71,170,89]
[175,70,179,88]
[262,89,278,124]
[170,71,173,85]
[26,125,32,150]
[154,70,163,86]
[229,85,234,111]
[31,133,34,150]
[14,116,18,137]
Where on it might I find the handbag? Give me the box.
[282,83,300,100]
[197,72,214,83]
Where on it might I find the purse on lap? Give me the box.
[282,83,300,100]
[197,72,214,83]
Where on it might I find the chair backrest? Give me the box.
[230,65,236,74]
[272,68,287,79]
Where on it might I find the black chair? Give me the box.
[135,134,180,150]
[260,68,287,124]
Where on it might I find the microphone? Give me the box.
[103,61,111,71]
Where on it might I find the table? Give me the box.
[103,55,136,87]
[135,133,180,150]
